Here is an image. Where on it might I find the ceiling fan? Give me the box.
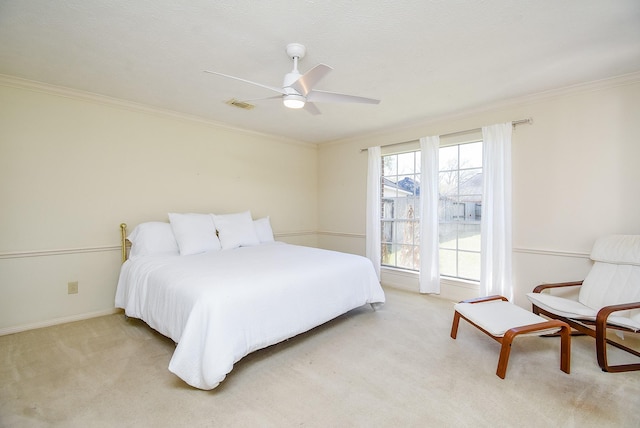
[204,43,380,115]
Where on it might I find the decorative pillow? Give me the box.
[168,213,221,256]
[212,211,260,250]
[128,222,179,259]
[254,216,275,243]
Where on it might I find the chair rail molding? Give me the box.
[0,230,319,260]
[512,247,590,259]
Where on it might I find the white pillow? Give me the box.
[212,211,260,250]
[168,213,221,256]
[254,216,275,243]
[128,222,179,259]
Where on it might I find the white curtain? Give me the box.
[366,146,382,279]
[419,136,440,293]
[480,123,513,300]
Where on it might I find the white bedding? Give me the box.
[115,242,385,390]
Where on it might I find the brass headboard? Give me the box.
[120,223,131,263]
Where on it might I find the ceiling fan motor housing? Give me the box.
[285,43,306,60]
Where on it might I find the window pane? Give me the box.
[456,200,482,222]
[407,196,419,219]
[458,223,481,252]
[397,152,415,175]
[396,245,417,270]
[439,145,458,171]
[383,155,397,176]
[381,220,393,242]
[440,196,464,222]
[395,220,410,244]
[439,222,457,249]
[381,243,394,266]
[382,200,394,220]
[439,248,457,277]
[459,141,482,169]
[391,198,413,220]
[382,179,398,198]
[439,171,458,196]
[459,168,482,196]
[458,251,481,281]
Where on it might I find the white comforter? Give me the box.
[115,242,385,390]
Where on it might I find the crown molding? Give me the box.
[326,70,640,147]
[0,74,314,148]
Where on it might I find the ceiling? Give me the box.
[1,1,639,144]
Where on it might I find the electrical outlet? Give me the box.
[68,281,78,294]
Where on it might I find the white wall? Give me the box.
[2,73,639,333]
[318,74,640,306]
[0,79,318,333]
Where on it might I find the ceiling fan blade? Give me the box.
[204,70,286,95]
[290,63,333,96]
[303,102,321,115]
[307,89,380,104]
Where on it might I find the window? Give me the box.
[438,141,482,281]
[380,141,483,281]
[381,151,421,270]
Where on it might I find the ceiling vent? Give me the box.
[226,98,255,110]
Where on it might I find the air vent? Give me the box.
[226,98,255,110]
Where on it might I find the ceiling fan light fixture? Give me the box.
[283,94,305,109]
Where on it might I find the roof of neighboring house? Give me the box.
[383,177,419,196]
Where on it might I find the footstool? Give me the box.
[450,295,571,378]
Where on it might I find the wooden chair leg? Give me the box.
[559,324,571,374]
[451,311,461,339]
[496,333,514,379]
[595,321,609,371]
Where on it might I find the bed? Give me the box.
[115,212,385,390]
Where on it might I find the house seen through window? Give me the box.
[380,141,483,281]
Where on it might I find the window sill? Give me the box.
[381,267,479,288]
[380,267,480,301]
[440,276,480,290]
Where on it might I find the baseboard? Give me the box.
[0,308,123,336]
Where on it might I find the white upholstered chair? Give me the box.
[527,235,640,372]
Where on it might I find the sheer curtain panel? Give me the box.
[419,136,440,293]
[480,123,513,300]
[366,146,382,279]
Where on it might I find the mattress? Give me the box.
[115,242,385,389]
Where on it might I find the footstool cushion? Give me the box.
[454,300,562,337]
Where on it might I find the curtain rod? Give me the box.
[360,118,533,152]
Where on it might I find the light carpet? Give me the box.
[1,287,639,427]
